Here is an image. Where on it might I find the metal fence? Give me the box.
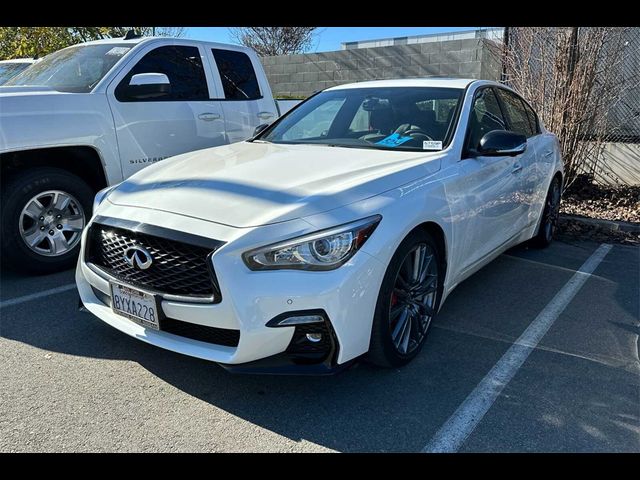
[499,27,640,186]
[589,27,640,185]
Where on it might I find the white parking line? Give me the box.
[423,243,613,453]
[0,283,77,309]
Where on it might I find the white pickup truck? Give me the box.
[0,35,298,273]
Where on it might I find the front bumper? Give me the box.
[76,205,387,372]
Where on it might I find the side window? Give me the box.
[495,89,535,138]
[522,100,540,135]
[115,45,209,102]
[465,88,507,152]
[211,49,261,100]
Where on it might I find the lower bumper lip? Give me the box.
[218,353,358,376]
[79,285,343,374]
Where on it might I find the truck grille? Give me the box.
[86,222,222,301]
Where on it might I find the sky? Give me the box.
[183,27,482,53]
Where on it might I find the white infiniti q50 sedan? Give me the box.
[76,78,563,374]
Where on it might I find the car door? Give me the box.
[107,43,227,179]
[206,47,278,143]
[454,87,527,272]
[494,88,542,229]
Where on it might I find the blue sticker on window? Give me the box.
[375,133,413,147]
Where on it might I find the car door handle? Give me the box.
[512,164,523,174]
[198,113,221,121]
[257,111,275,120]
[543,150,554,157]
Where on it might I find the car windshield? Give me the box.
[261,87,463,151]
[5,44,132,93]
[0,63,31,85]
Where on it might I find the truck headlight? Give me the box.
[243,215,381,271]
[92,185,117,213]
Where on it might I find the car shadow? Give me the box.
[3,241,638,451]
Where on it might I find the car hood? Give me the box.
[108,141,442,228]
[0,85,62,95]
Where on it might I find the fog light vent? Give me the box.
[306,333,323,343]
[266,310,327,328]
[272,315,323,327]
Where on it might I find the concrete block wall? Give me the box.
[261,39,500,98]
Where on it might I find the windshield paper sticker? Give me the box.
[423,140,443,151]
[376,133,413,148]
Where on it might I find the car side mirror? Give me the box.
[127,73,171,99]
[253,123,270,137]
[476,130,527,157]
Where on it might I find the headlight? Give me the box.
[92,185,117,213]
[243,215,382,271]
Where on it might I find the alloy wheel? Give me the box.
[544,180,561,241]
[389,243,438,355]
[18,190,86,257]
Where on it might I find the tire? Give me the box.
[368,229,443,368]
[1,167,94,274]
[531,176,562,249]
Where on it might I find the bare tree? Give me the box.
[489,27,640,188]
[148,27,186,37]
[229,27,316,56]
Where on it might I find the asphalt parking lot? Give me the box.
[1,239,638,452]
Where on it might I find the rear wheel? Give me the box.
[531,176,562,248]
[1,167,94,274]
[368,230,442,368]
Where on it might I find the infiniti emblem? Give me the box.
[124,245,153,270]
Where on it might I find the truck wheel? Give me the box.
[1,167,94,274]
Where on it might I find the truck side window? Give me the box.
[115,45,209,102]
[211,49,261,100]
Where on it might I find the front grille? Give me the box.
[90,285,239,347]
[162,318,240,347]
[86,223,220,300]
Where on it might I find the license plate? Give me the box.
[110,282,160,330]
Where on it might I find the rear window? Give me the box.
[211,48,261,100]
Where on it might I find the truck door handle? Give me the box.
[198,113,221,121]
[257,111,275,120]
[512,163,523,174]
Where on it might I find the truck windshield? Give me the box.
[5,44,132,93]
[0,63,32,85]
[260,87,463,152]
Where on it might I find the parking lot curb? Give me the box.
[559,214,640,233]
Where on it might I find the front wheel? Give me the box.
[1,167,94,274]
[531,176,562,248]
[368,230,443,368]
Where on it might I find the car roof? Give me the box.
[325,77,479,91]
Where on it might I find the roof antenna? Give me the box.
[123,29,142,40]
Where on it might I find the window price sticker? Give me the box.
[423,140,443,151]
